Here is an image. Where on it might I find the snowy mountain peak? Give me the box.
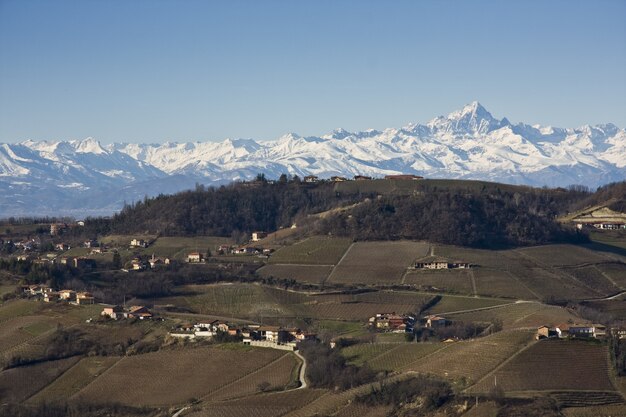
[0,102,624,216]
[428,101,504,135]
[74,137,106,154]
[322,128,353,140]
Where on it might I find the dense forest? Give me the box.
[75,179,625,248]
[316,189,587,248]
[94,179,351,238]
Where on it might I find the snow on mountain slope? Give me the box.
[1,102,624,216]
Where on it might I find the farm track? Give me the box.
[469,270,477,297]
[294,350,307,389]
[324,242,355,285]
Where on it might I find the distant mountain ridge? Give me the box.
[1,102,625,216]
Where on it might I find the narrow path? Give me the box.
[583,290,626,302]
[400,269,409,285]
[172,406,190,417]
[469,270,478,298]
[293,350,308,389]
[593,265,624,290]
[323,242,355,285]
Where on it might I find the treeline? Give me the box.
[71,178,618,248]
[356,376,452,411]
[298,340,376,390]
[316,189,587,248]
[3,327,142,369]
[0,402,160,417]
[571,181,626,212]
[90,180,353,237]
[0,259,78,289]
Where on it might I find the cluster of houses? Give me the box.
[125,254,172,271]
[169,321,317,350]
[300,174,424,184]
[536,323,612,340]
[21,285,95,304]
[576,222,626,230]
[368,313,450,333]
[368,313,417,333]
[101,305,153,320]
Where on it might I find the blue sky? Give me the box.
[0,0,625,143]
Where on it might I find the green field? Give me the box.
[268,236,352,265]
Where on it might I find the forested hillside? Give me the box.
[79,178,617,248]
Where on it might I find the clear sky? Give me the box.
[0,0,625,144]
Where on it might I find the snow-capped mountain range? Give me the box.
[1,102,625,216]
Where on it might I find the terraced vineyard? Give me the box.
[268,236,352,265]
[342,343,399,367]
[425,295,512,314]
[188,389,326,417]
[596,263,626,288]
[334,403,393,417]
[434,244,616,300]
[0,357,81,403]
[408,330,534,384]
[445,302,582,330]
[73,346,288,406]
[257,264,333,284]
[366,343,445,372]
[207,353,300,401]
[472,269,539,300]
[517,244,612,266]
[469,339,616,393]
[28,356,121,403]
[403,269,474,295]
[563,403,626,417]
[326,241,429,284]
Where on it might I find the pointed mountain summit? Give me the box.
[1,102,624,216]
[428,101,506,135]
